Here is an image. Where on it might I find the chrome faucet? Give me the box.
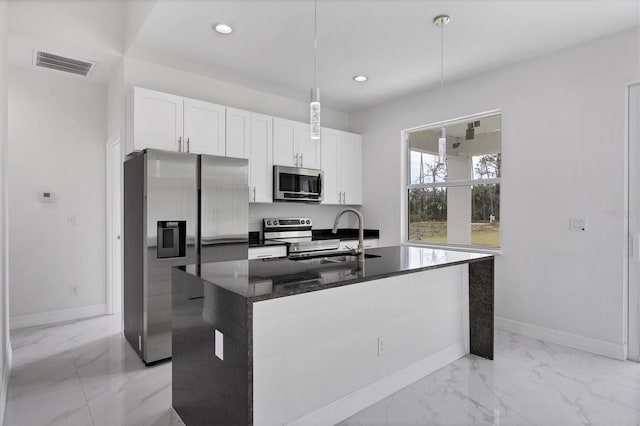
[332,208,365,265]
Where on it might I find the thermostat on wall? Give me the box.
[39,191,56,202]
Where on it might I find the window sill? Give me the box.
[402,241,502,255]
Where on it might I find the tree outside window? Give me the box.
[407,113,501,248]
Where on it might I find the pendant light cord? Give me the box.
[440,20,444,132]
[314,0,318,89]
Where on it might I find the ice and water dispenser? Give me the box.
[157,221,186,259]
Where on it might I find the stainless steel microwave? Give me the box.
[273,165,323,202]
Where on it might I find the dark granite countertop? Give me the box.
[176,245,493,303]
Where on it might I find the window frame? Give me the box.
[401,109,502,252]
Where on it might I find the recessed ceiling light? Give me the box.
[353,75,368,83]
[213,23,233,34]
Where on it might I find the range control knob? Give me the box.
[266,220,271,226]
[300,219,305,224]
[306,220,311,224]
[273,220,278,225]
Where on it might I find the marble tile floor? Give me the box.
[340,333,640,426]
[4,315,184,426]
[4,314,640,426]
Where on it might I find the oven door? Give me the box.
[274,165,323,202]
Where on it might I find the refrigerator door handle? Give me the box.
[186,137,190,153]
[178,136,182,152]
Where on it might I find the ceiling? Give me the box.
[127,0,640,112]
[5,0,639,108]
[7,0,126,83]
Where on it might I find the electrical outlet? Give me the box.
[570,217,588,232]
[70,285,79,296]
[215,329,224,360]
[377,337,385,357]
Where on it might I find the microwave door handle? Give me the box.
[318,173,322,198]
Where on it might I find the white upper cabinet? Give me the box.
[340,132,363,205]
[183,98,226,156]
[273,118,297,167]
[130,88,226,155]
[273,118,321,169]
[320,129,362,205]
[296,122,321,169]
[133,87,184,152]
[249,113,273,203]
[226,107,251,159]
[320,128,341,204]
[128,87,362,205]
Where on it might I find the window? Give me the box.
[406,113,501,248]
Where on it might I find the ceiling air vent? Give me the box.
[32,50,96,77]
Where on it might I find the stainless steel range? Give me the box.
[263,217,340,257]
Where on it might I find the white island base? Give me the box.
[253,265,470,426]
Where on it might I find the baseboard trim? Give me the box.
[10,304,107,330]
[1,341,12,426]
[495,316,627,361]
[286,341,466,426]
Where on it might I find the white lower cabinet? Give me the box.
[321,129,362,205]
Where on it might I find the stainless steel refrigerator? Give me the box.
[124,149,248,365]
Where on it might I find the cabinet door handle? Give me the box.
[300,154,304,167]
[178,136,182,152]
[186,137,190,153]
[294,153,299,167]
[342,192,346,204]
[256,254,272,259]
[253,187,257,202]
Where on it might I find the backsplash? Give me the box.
[249,204,360,232]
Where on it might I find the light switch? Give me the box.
[214,329,224,360]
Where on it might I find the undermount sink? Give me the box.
[293,253,381,265]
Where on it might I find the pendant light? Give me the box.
[434,14,450,165]
[310,0,321,140]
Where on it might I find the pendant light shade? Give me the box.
[310,88,321,139]
[438,128,447,165]
[434,14,450,166]
[310,0,321,140]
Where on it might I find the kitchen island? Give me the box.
[172,245,494,426]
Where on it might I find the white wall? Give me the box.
[122,57,359,230]
[0,0,10,421]
[350,28,639,357]
[107,58,124,143]
[8,66,108,326]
